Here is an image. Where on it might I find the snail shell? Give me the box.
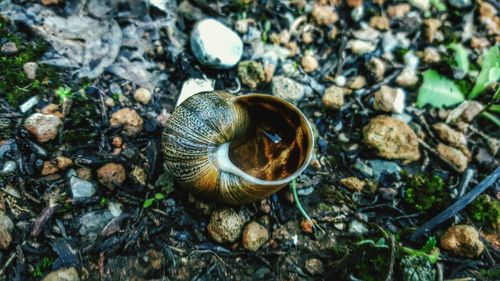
[162,91,314,204]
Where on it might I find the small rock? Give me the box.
[436,143,469,172]
[448,0,472,9]
[470,36,491,51]
[373,86,405,114]
[311,4,338,26]
[300,219,316,234]
[272,76,305,102]
[366,57,387,81]
[363,115,420,163]
[242,221,269,251]
[387,4,411,18]
[56,156,73,170]
[322,85,346,110]
[191,19,243,69]
[410,0,430,11]
[348,220,368,236]
[70,177,96,199]
[422,47,441,63]
[0,211,14,249]
[41,161,59,176]
[24,113,62,143]
[305,258,324,275]
[41,0,60,5]
[2,161,16,174]
[440,225,484,258]
[97,163,126,189]
[133,88,152,105]
[424,19,442,43]
[348,39,376,55]
[351,6,364,22]
[404,52,420,70]
[207,208,245,244]
[238,60,265,89]
[340,177,365,192]
[432,123,467,148]
[235,19,249,34]
[369,16,390,30]
[347,75,367,90]
[460,101,484,123]
[76,167,92,181]
[395,68,419,88]
[379,188,398,200]
[301,55,319,73]
[1,42,18,54]
[334,75,347,87]
[19,95,40,113]
[177,78,215,106]
[368,159,401,180]
[41,267,80,281]
[23,62,38,80]
[110,108,143,136]
[104,97,115,107]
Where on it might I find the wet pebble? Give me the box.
[272,76,305,102]
[24,113,62,143]
[311,4,338,26]
[440,225,484,258]
[110,108,143,136]
[23,62,38,80]
[207,208,245,244]
[0,211,14,249]
[363,115,420,163]
[2,160,16,174]
[1,42,18,54]
[242,221,269,251]
[41,267,80,281]
[133,88,152,105]
[366,57,386,81]
[191,19,243,69]
[70,177,96,199]
[373,86,405,114]
[97,163,126,189]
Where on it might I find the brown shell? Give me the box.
[162,91,314,204]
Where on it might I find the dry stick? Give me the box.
[410,167,500,241]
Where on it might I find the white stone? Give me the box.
[2,161,16,174]
[403,52,420,70]
[19,96,40,113]
[348,39,376,55]
[70,177,96,199]
[177,78,215,107]
[190,18,243,69]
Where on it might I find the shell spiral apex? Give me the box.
[162,91,314,204]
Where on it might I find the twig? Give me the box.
[410,167,500,241]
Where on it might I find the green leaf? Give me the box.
[417,70,465,108]
[449,43,470,74]
[143,198,155,208]
[421,237,437,254]
[154,193,165,200]
[469,45,500,99]
[430,0,447,12]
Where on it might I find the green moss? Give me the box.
[477,267,500,280]
[350,248,391,281]
[467,195,500,230]
[402,172,449,218]
[0,19,60,107]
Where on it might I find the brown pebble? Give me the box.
[112,136,123,148]
[242,221,269,251]
[97,163,126,189]
[41,161,59,176]
[301,55,319,73]
[322,85,345,110]
[305,258,324,275]
[436,143,469,172]
[340,177,365,192]
[440,225,484,258]
[76,167,92,181]
[311,4,338,26]
[369,16,390,31]
[387,4,411,18]
[110,108,143,136]
[300,219,316,234]
[56,156,73,170]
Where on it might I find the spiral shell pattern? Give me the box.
[162,91,313,204]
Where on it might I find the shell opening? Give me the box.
[222,95,314,184]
